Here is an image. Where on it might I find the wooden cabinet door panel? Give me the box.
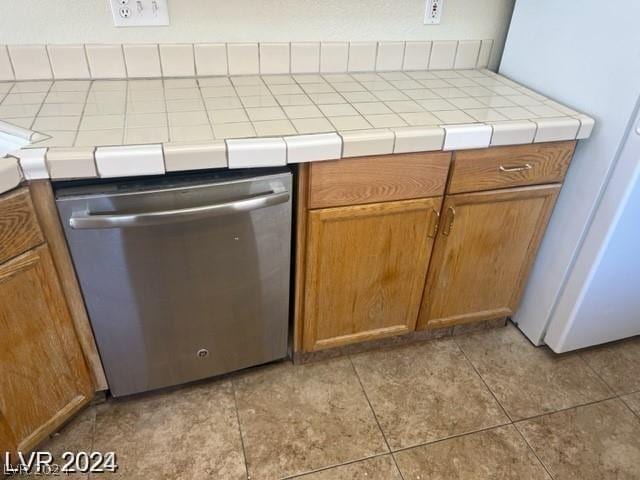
[418,184,561,329]
[0,188,44,265]
[0,246,93,454]
[304,198,441,351]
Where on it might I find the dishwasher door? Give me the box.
[56,169,292,397]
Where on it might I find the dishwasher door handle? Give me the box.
[69,190,290,229]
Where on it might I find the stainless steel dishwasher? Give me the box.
[56,168,292,397]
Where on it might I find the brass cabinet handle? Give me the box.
[428,209,440,238]
[442,207,456,236]
[499,163,532,173]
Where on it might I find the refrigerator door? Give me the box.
[500,0,640,347]
[544,107,640,352]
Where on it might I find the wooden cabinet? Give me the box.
[417,184,561,330]
[292,142,576,355]
[295,152,452,353]
[303,198,441,351]
[0,188,94,458]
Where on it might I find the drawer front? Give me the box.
[0,188,44,265]
[308,152,451,209]
[449,141,576,194]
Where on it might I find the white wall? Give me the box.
[0,0,515,69]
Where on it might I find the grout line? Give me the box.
[576,349,621,397]
[121,44,129,79]
[389,421,514,456]
[347,355,406,480]
[278,451,393,480]
[230,380,251,480]
[70,80,93,148]
[513,395,619,425]
[398,41,406,72]
[451,334,514,423]
[155,43,164,78]
[3,45,17,81]
[81,44,92,80]
[27,79,54,131]
[195,75,216,142]
[511,421,556,479]
[620,394,640,421]
[43,44,55,80]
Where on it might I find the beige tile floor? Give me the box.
[41,322,640,480]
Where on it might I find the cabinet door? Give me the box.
[417,184,561,330]
[0,246,93,455]
[303,197,441,351]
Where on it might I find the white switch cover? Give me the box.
[424,0,443,24]
[109,0,169,27]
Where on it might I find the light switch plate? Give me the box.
[109,0,169,27]
[424,0,443,24]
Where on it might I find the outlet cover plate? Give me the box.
[109,0,169,27]
[424,0,443,25]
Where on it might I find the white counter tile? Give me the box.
[159,44,195,77]
[46,147,96,179]
[285,133,342,163]
[86,45,127,79]
[490,120,537,146]
[0,68,594,177]
[0,47,14,81]
[393,126,444,153]
[47,45,90,80]
[260,43,291,75]
[443,124,492,151]
[403,42,431,71]
[340,129,395,157]
[534,117,580,143]
[429,41,457,70]
[123,45,162,78]
[320,43,349,73]
[194,44,228,77]
[575,114,596,140]
[17,147,49,179]
[95,144,164,178]
[227,137,287,168]
[348,42,377,72]
[164,142,227,171]
[9,46,52,80]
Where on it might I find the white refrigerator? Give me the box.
[499,0,640,352]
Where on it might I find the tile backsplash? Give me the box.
[0,40,495,81]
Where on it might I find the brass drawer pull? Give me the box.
[499,163,532,173]
[442,207,455,236]
[428,209,440,238]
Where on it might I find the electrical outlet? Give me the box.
[109,0,169,27]
[424,0,443,25]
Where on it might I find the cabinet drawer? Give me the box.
[308,152,451,209]
[0,188,44,264]
[449,141,576,194]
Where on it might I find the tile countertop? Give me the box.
[0,68,594,188]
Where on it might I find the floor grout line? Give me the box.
[278,451,393,480]
[230,380,251,480]
[576,349,622,398]
[620,395,640,422]
[451,333,514,423]
[347,355,407,480]
[512,395,619,425]
[511,421,557,480]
